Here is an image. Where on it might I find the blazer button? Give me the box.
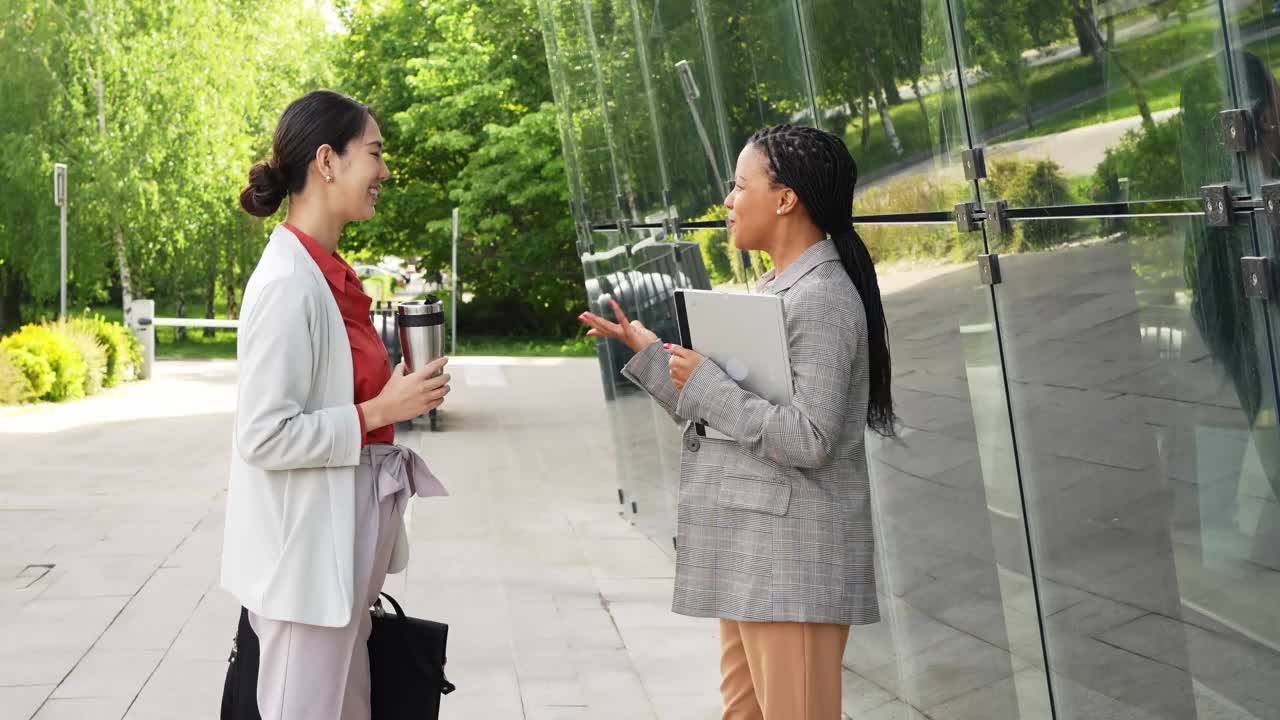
[686,437,701,452]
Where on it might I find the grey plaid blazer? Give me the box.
[623,239,878,625]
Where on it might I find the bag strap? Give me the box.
[377,591,407,620]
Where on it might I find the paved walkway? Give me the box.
[0,358,722,720]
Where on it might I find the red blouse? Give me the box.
[286,223,394,446]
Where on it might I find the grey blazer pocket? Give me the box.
[718,474,792,516]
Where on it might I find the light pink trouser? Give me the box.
[248,447,403,720]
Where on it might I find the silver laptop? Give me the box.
[674,289,793,441]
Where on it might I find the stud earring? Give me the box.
[325,175,334,183]
[776,209,783,215]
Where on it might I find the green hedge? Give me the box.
[0,318,140,404]
[70,315,142,388]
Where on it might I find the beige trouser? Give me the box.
[720,619,851,720]
[249,448,403,720]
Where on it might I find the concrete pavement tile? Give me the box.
[0,650,84,687]
[51,649,163,700]
[519,679,587,712]
[861,699,930,720]
[0,685,53,720]
[584,539,677,580]
[121,658,223,720]
[861,633,1023,711]
[164,590,238,662]
[95,568,212,652]
[36,557,163,600]
[926,667,1052,720]
[30,697,132,720]
[840,669,896,718]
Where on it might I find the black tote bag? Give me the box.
[221,594,455,720]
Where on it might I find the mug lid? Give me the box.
[397,296,443,316]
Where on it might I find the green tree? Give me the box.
[337,0,578,335]
[0,0,332,332]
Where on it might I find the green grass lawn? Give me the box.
[47,303,594,361]
[852,11,1275,171]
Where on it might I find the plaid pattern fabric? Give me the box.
[622,240,879,625]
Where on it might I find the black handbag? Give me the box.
[220,594,455,720]
[368,593,456,718]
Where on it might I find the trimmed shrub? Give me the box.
[1090,114,1185,236]
[55,321,107,396]
[70,316,139,387]
[0,346,56,404]
[987,159,1076,250]
[855,175,974,262]
[0,325,87,401]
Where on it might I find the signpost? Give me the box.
[53,163,68,320]
[451,207,459,356]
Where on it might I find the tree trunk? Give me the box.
[224,258,239,321]
[204,277,216,338]
[93,71,135,317]
[882,78,903,106]
[878,90,904,156]
[1072,0,1153,127]
[868,64,904,156]
[1072,8,1101,64]
[912,76,931,143]
[114,228,133,311]
[860,96,873,151]
[937,67,951,146]
[176,296,188,342]
[0,266,23,332]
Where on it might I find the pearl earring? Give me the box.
[325,175,334,183]
[776,209,783,215]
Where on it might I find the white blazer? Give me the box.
[220,224,406,627]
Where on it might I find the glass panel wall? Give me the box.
[540,1,1280,718]
[990,211,1280,719]
[847,223,1050,720]
[802,0,975,211]
[951,0,1243,207]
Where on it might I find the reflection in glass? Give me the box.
[803,0,972,211]
[953,0,1235,207]
[539,0,625,223]
[992,214,1280,719]
[842,223,1050,719]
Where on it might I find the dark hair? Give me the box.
[239,90,371,217]
[748,124,895,436]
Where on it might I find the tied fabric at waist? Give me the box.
[364,443,448,502]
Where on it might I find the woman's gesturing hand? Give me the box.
[578,299,660,354]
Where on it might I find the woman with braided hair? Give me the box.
[580,124,893,719]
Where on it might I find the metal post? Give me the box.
[53,163,68,320]
[451,207,459,356]
[128,299,155,380]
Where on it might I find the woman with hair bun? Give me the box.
[581,124,893,719]
[221,89,451,720]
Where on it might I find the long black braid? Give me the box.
[749,124,895,436]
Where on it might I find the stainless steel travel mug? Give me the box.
[397,297,445,374]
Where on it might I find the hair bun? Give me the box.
[240,161,288,217]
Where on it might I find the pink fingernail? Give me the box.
[663,343,672,350]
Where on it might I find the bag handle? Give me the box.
[375,592,407,620]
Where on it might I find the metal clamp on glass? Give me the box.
[955,201,984,232]
[1242,257,1273,300]
[1220,109,1255,153]
[961,148,987,181]
[984,199,1011,235]
[661,214,681,240]
[1200,185,1262,227]
[1262,184,1280,226]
